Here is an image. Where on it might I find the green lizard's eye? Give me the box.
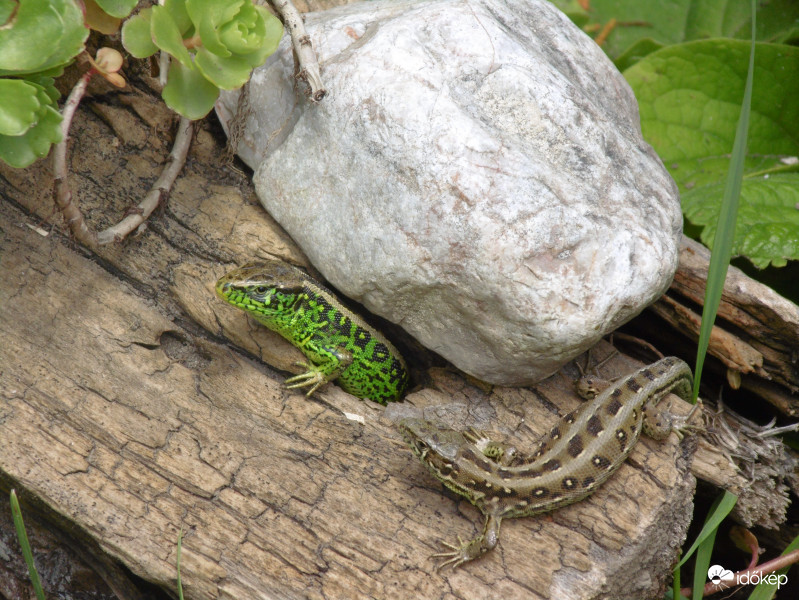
[254,286,268,294]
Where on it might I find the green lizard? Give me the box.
[216,260,409,404]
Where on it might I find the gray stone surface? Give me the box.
[217,0,682,385]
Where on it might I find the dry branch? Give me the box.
[271,0,327,101]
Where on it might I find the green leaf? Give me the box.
[186,0,243,57]
[0,0,88,75]
[0,102,62,167]
[194,47,252,89]
[161,59,220,119]
[255,8,284,60]
[625,41,799,191]
[151,4,193,67]
[730,0,799,43]
[0,1,15,23]
[0,79,43,135]
[613,38,663,72]
[685,174,799,269]
[93,0,138,19]
[164,0,193,37]
[0,74,62,167]
[218,1,264,55]
[121,9,158,58]
[25,73,60,103]
[624,40,799,270]
[565,0,799,61]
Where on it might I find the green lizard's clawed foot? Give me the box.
[284,362,329,396]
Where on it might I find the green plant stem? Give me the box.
[10,490,46,600]
[177,528,184,600]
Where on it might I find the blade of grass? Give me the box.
[675,490,738,570]
[10,489,46,600]
[692,0,757,401]
[177,527,184,600]
[692,527,719,600]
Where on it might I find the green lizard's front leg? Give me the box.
[284,338,353,396]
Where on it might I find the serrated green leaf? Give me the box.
[121,9,158,58]
[161,59,219,119]
[25,73,60,103]
[0,103,62,167]
[0,79,43,135]
[685,174,799,268]
[624,41,799,192]
[93,0,137,19]
[0,0,88,75]
[151,4,192,67]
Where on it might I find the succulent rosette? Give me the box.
[122,0,283,119]
[0,0,89,167]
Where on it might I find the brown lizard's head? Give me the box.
[397,419,466,462]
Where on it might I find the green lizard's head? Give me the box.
[216,260,308,319]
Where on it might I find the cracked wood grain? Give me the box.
[0,198,696,599]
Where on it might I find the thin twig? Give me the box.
[270,0,327,101]
[96,117,194,245]
[52,70,99,248]
[52,63,193,248]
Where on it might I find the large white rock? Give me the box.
[217,0,682,386]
